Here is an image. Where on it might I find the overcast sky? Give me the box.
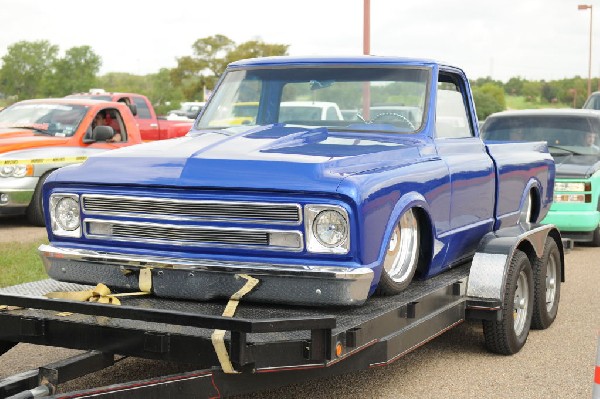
[0,0,596,82]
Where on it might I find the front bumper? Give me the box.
[542,209,600,232]
[0,177,37,215]
[39,244,374,306]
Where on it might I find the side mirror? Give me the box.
[128,103,138,116]
[83,126,115,143]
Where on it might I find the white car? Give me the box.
[279,101,343,122]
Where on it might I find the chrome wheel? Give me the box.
[513,269,530,336]
[518,191,532,224]
[383,209,419,285]
[545,251,558,312]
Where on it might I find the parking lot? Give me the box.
[0,218,598,398]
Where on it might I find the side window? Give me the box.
[133,97,152,119]
[326,106,338,120]
[436,75,473,138]
[91,108,128,142]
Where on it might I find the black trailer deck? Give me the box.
[0,264,470,398]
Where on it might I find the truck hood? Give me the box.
[51,125,423,193]
[554,155,600,179]
[0,128,69,152]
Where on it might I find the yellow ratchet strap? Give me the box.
[211,274,259,374]
[45,268,154,307]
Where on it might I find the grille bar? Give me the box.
[85,219,304,252]
[82,195,301,224]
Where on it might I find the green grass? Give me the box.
[505,95,571,110]
[0,239,49,288]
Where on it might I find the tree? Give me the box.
[505,77,525,96]
[472,83,506,120]
[44,46,102,96]
[0,40,58,99]
[171,34,289,100]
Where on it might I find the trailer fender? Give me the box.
[465,224,564,319]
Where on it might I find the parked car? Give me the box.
[66,90,192,141]
[278,101,343,122]
[40,56,554,306]
[166,102,205,120]
[481,108,600,244]
[583,91,600,110]
[0,98,144,225]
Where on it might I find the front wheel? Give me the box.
[375,208,420,295]
[531,239,561,329]
[26,172,50,227]
[483,249,534,355]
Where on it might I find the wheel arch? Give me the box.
[374,191,434,283]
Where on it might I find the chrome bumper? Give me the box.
[39,244,374,306]
[0,177,37,214]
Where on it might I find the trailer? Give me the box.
[0,224,564,398]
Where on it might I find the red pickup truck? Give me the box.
[66,91,193,141]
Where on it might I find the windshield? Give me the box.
[481,115,600,155]
[0,103,88,137]
[196,66,430,133]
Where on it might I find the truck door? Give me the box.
[131,96,159,140]
[434,72,495,264]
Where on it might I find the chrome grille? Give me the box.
[111,224,269,245]
[81,195,301,224]
[84,219,304,252]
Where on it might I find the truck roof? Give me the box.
[228,55,453,69]
[15,98,122,107]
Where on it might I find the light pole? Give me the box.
[578,4,593,98]
[362,0,371,119]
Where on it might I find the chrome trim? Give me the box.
[39,244,369,277]
[83,218,304,252]
[50,193,81,238]
[81,194,303,225]
[39,244,374,305]
[304,204,350,254]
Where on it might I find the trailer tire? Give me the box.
[483,249,533,355]
[531,238,561,329]
[376,208,420,295]
[26,172,50,227]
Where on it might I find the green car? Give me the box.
[482,109,600,245]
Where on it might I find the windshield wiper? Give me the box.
[8,125,53,135]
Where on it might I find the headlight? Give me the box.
[554,182,587,192]
[305,205,350,254]
[313,210,347,247]
[0,164,33,178]
[50,194,81,237]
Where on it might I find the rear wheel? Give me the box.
[483,250,533,355]
[531,239,561,329]
[376,208,420,295]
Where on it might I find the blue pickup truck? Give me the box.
[38,56,555,309]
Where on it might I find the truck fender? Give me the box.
[466,224,564,315]
[373,191,434,282]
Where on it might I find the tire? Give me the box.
[375,208,420,295]
[591,225,600,247]
[483,249,534,355]
[531,239,561,329]
[26,172,50,227]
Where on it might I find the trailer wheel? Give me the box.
[376,208,420,295]
[483,249,533,355]
[531,238,561,329]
